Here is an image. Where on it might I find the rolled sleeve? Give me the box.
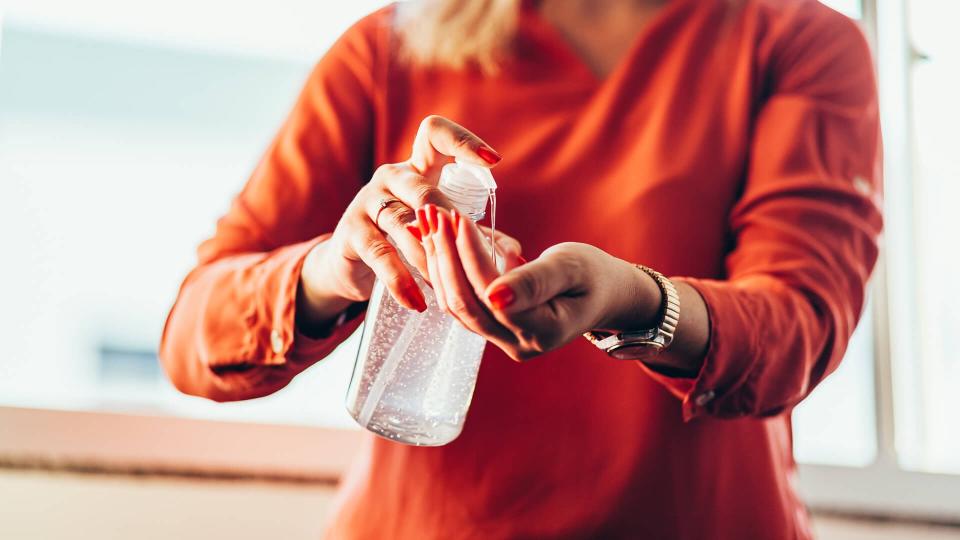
[158,10,385,401]
[638,8,883,421]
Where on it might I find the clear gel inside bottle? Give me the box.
[345,159,498,446]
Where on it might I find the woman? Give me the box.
[161,0,882,537]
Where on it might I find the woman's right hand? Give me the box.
[297,116,504,331]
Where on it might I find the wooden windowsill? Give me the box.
[0,406,363,483]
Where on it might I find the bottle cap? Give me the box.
[438,159,497,220]
[453,158,497,190]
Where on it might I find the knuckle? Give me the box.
[499,235,522,252]
[502,346,523,363]
[386,207,416,229]
[543,241,584,258]
[382,270,407,289]
[413,183,444,205]
[453,129,474,149]
[446,295,471,317]
[505,348,526,362]
[372,163,390,181]
[366,239,396,261]
[343,216,377,243]
[515,349,541,362]
[516,273,543,303]
[341,209,366,230]
[517,327,559,356]
[372,163,402,185]
[516,329,543,353]
[422,114,444,131]
[544,243,588,282]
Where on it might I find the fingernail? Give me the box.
[477,146,502,165]
[441,210,456,237]
[406,224,422,242]
[428,205,439,234]
[416,208,430,237]
[451,209,461,236]
[487,285,515,310]
[405,281,427,312]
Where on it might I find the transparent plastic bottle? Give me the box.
[346,159,499,446]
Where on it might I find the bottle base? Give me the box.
[358,411,463,447]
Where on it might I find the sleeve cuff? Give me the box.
[260,234,368,368]
[639,276,761,421]
[287,302,366,365]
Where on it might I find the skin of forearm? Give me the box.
[296,241,355,334]
[652,282,709,376]
[604,259,710,376]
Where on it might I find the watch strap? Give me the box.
[584,264,679,359]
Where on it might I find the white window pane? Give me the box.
[819,0,863,19]
[0,5,389,427]
[893,0,960,475]
[793,308,877,467]
[1,0,390,62]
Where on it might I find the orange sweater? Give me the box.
[160,1,882,538]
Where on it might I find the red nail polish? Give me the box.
[451,209,461,235]
[406,224,422,242]
[442,211,456,237]
[476,146,502,165]
[428,205,439,234]
[487,285,515,310]
[416,208,430,236]
[435,209,447,234]
[405,282,427,312]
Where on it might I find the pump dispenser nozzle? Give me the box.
[438,158,497,220]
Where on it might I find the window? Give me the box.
[892,0,960,476]
[821,0,864,18]
[0,1,389,428]
[792,0,877,470]
[793,309,877,467]
[793,0,960,522]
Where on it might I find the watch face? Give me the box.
[609,344,657,360]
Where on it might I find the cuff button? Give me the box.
[270,329,284,354]
[695,390,716,407]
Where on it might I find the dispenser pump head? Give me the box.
[453,158,497,190]
[438,158,498,220]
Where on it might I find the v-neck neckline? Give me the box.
[520,0,690,87]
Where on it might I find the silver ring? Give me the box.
[374,197,402,228]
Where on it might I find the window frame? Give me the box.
[796,0,960,523]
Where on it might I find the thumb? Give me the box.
[409,115,502,177]
[483,254,579,314]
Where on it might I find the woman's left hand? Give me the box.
[417,205,662,361]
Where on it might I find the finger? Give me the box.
[413,207,431,287]
[421,206,448,311]
[500,302,573,358]
[364,185,428,278]
[483,251,582,315]
[348,218,427,312]
[477,225,524,271]
[409,115,502,177]
[379,163,451,209]
[434,209,515,341]
[456,211,501,297]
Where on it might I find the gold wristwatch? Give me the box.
[583,264,680,360]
